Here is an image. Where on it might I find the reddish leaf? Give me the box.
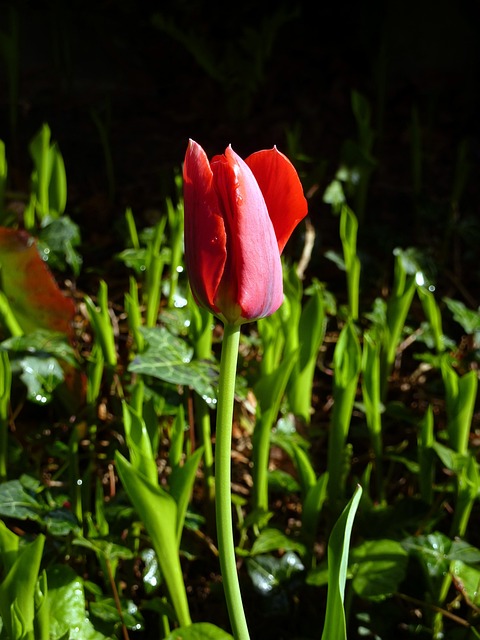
[0,228,75,337]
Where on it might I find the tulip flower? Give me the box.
[183,139,307,325]
[182,139,307,640]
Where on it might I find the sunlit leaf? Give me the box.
[451,560,480,608]
[164,622,233,640]
[140,548,161,595]
[18,355,64,404]
[47,564,110,639]
[246,551,305,596]
[115,453,192,627]
[321,485,362,640]
[0,533,44,639]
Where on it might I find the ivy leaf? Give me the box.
[18,355,64,404]
[129,327,218,401]
[402,531,452,578]
[1,328,78,366]
[37,216,82,275]
[246,551,305,595]
[0,479,46,520]
[89,597,143,631]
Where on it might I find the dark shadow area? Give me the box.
[1,0,479,302]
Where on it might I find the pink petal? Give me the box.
[211,146,283,322]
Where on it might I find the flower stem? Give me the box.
[215,322,250,640]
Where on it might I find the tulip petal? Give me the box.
[183,140,226,314]
[211,146,283,323]
[246,147,308,254]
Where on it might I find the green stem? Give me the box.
[215,322,250,640]
[0,419,6,482]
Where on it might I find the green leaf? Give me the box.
[18,355,64,404]
[448,539,480,564]
[252,349,299,512]
[47,564,110,639]
[38,216,82,275]
[350,538,408,601]
[0,533,45,639]
[169,446,204,544]
[89,597,143,631]
[164,622,233,640]
[321,485,362,640]
[34,569,50,640]
[339,205,361,319]
[122,401,158,485]
[288,280,326,422]
[140,548,161,595]
[48,144,67,217]
[43,508,79,537]
[73,537,134,563]
[291,441,317,497]
[451,560,480,608]
[129,327,218,401]
[0,479,45,520]
[250,528,306,557]
[246,551,305,595]
[441,361,478,456]
[443,297,480,335]
[432,441,467,473]
[116,247,148,274]
[0,520,20,573]
[302,472,329,561]
[267,469,301,493]
[402,531,452,579]
[114,452,192,627]
[328,321,361,504]
[1,328,78,366]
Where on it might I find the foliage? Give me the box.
[0,64,479,640]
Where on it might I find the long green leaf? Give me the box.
[169,446,204,544]
[321,485,362,640]
[115,453,192,628]
[252,349,298,512]
[327,321,361,505]
[0,533,45,639]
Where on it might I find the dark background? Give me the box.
[1,0,480,302]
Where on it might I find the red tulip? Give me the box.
[183,139,308,325]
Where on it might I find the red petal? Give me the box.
[182,140,226,314]
[246,147,308,254]
[211,146,283,322]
